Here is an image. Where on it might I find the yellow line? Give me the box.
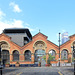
[16,72,23,75]
[58,71,63,75]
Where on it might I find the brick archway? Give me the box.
[33,40,46,66]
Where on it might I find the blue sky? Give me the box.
[0,0,75,45]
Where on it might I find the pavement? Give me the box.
[0,66,74,75]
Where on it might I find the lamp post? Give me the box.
[0,47,2,75]
[72,42,75,75]
[59,33,61,67]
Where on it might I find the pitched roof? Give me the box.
[0,33,21,48]
[60,34,75,48]
[60,40,70,48]
[47,40,58,48]
[0,33,11,39]
[32,32,48,39]
[69,34,75,38]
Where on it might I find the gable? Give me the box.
[69,34,75,41]
[0,33,11,40]
[32,32,48,40]
[0,33,21,49]
[69,34,75,39]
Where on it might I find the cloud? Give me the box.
[0,19,35,33]
[0,19,24,33]
[25,26,34,31]
[0,9,6,20]
[0,9,35,34]
[9,2,22,13]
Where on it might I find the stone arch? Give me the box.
[48,49,57,54]
[71,41,75,47]
[23,49,32,54]
[11,49,20,54]
[13,50,19,61]
[24,50,31,61]
[60,48,70,53]
[0,40,10,50]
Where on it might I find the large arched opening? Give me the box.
[13,50,19,61]
[2,50,9,65]
[0,41,10,65]
[34,41,46,66]
[24,50,31,61]
[49,49,56,60]
[61,49,68,60]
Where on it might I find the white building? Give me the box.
[62,32,69,44]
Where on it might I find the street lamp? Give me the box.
[71,42,75,75]
[0,47,2,75]
[58,33,61,67]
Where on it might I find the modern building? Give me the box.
[0,28,75,67]
[62,32,69,44]
[3,28,32,46]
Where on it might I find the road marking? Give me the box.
[16,72,23,75]
[58,71,63,75]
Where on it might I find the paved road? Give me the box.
[1,67,74,75]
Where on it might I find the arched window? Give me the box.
[24,50,31,61]
[49,50,56,60]
[61,49,68,60]
[13,50,19,61]
[2,50,9,62]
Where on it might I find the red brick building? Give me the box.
[0,32,75,66]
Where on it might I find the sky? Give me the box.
[0,0,75,45]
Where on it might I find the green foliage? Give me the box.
[43,54,55,64]
[72,57,74,62]
[39,61,41,64]
[64,57,66,59]
[16,61,19,64]
[48,54,55,61]
[43,55,46,61]
[5,62,10,65]
[61,57,66,60]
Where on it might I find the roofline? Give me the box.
[33,32,48,39]
[69,34,75,38]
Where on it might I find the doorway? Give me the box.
[34,49,46,66]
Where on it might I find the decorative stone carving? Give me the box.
[33,41,46,50]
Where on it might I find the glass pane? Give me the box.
[25,50,31,61]
[2,50,9,61]
[13,50,19,61]
[61,50,68,59]
[34,50,45,62]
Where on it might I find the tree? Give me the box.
[43,54,55,64]
[43,55,46,61]
[48,54,55,61]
